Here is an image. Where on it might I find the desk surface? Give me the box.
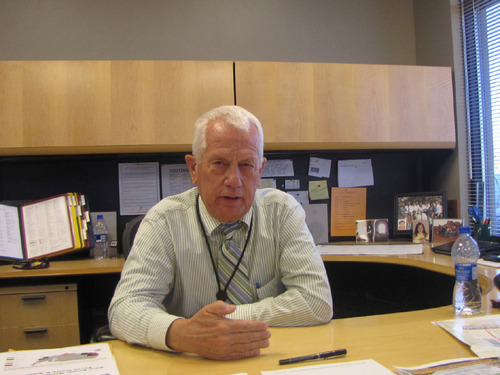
[110,304,499,375]
[0,258,124,279]
[2,244,500,373]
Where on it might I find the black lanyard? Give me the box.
[195,196,253,302]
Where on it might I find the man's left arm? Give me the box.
[228,196,333,325]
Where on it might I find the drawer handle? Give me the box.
[24,328,48,334]
[21,295,46,301]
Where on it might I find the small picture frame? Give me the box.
[412,220,430,243]
[356,219,389,243]
[432,218,463,243]
[394,191,447,235]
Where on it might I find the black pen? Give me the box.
[279,348,347,365]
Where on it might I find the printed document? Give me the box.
[260,359,392,374]
[435,314,500,358]
[0,343,120,375]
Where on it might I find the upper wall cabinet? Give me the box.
[0,61,234,155]
[235,61,456,150]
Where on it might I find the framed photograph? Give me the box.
[412,219,430,243]
[394,191,447,235]
[432,218,463,243]
[356,219,389,243]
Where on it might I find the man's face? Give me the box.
[185,120,266,223]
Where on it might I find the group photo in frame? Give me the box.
[394,191,447,235]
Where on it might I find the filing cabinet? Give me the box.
[0,284,80,351]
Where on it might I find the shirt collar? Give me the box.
[197,195,253,236]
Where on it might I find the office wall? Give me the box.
[0,0,416,64]
[0,0,463,214]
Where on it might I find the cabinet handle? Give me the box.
[21,295,46,301]
[23,328,48,334]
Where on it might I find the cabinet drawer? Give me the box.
[0,284,78,328]
[0,324,80,351]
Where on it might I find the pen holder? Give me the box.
[474,223,491,241]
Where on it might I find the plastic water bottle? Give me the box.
[451,226,481,315]
[93,215,109,260]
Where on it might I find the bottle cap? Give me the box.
[97,215,103,220]
[459,226,471,234]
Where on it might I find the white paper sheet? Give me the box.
[435,314,500,359]
[262,159,295,177]
[0,204,23,259]
[161,164,194,198]
[338,159,374,187]
[0,343,120,375]
[261,359,393,375]
[308,157,332,178]
[119,162,160,215]
[287,191,309,205]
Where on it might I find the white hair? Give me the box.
[192,105,264,163]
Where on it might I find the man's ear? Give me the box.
[185,154,197,185]
[258,157,267,177]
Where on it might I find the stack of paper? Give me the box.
[317,243,423,255]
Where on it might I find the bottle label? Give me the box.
[95,233,108,243]
[455,263,478,282]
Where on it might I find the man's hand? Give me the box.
[166,300,271,360]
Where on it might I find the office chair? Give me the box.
[90,215,145,343]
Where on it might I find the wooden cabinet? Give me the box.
[0,61,234,155]
[234,61,456,150]
[0,60,455,155]
[0,284,79,351]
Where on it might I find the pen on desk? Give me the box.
[279,348,347,365]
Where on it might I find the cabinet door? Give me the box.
[235,61,456,150]
[0,61,234,155]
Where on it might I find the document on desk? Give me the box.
[0,342,120,375]
[317,243,423,255]
[435,314,500,358]
[395,357,500,374]
[260,359,392,374]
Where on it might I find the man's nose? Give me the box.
[225,164,243,187]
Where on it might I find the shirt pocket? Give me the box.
[255,276,286,301]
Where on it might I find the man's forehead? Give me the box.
[206,148,259,161]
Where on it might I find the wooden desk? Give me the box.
[0,258,125,279]
[109,304,496,375]
[100,244,500,374]
[0,258,125,348]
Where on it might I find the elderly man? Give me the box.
[108,105,333,360]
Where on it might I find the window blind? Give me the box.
[462,0,500,237]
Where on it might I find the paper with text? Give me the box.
[119,162,160,215]
[330,187,366,237]
[0,204,23,259]
[262,159,294,177]
[161,163,194,198]
[21,196,74,259]
[338,159,374,187]
[0,342,120,375]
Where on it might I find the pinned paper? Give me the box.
[262,159,294,177]
[119,163,160,215]
[288,191,309,205]
[330,187,367,237]
[260,178,276,189]
[308,157,332,178]
[285,179,301,190]
[338,159,374,187]
[308,180,329,200]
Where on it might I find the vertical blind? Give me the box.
[462,0,500,236]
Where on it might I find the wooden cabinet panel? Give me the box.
[235,61,456,150]
[0,61,234,155]
[0,284,79,351]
